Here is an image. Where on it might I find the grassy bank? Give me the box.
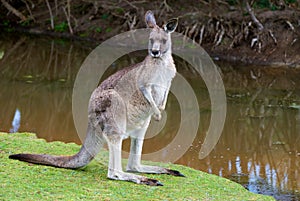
[0,132,274,200]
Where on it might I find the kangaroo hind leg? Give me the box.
[126,120,185,177]
[104,134,162,186]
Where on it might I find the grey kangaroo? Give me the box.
[9,11,183,186]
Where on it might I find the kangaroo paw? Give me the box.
[153,112,162,121]
[166,169,185,177]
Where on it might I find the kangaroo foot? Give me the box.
[108,171,163,186]
[127,165,185,177]
[166,169,185,177]
[141,178,163,186]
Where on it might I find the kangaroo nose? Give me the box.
[151,50,160,57]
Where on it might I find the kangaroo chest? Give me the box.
[127,60,176,129]
[150,65,175,105]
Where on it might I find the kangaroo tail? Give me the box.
[9,127,104,169]
[9,147,91,169]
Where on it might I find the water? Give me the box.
[0,34,299,200]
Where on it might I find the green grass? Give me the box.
[0,132,275,201]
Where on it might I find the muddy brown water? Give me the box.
[0,34,299,200]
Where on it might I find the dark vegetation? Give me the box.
[0,0,300,65]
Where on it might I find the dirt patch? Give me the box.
[0,0,299,66]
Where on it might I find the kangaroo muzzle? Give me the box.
[151,49,161,58]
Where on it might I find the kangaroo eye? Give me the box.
[162,39,167,44]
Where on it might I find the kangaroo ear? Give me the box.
[145,10,156,28]
[163,18,178,33]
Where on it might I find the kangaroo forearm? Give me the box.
[160,84,171,110]
[139,85,160,114]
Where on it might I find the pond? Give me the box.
[0,33,299,200]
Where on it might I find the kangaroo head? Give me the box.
[145,11,178,58]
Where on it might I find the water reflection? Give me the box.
[9,108,21,133]
[0,33,90,143]
[0,34,300,200]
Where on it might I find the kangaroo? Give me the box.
[9,11,183,186]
